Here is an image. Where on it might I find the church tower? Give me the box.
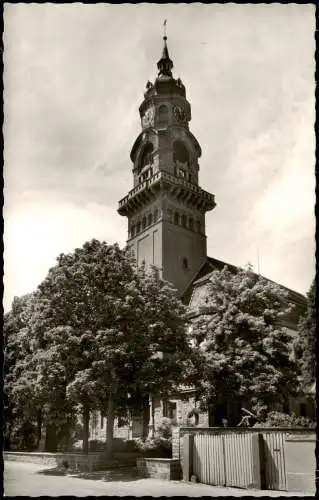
[118,34,216,295]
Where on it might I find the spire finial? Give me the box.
[157,20,173,77]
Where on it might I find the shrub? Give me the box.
[134,436,171,458]
[254,411,315,429]
[9,420,38,451]
[89,439,107,451]
[71,440,83,451]
[113,438,138,453]
[157,417,174,439]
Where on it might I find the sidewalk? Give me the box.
[5,461,314,497]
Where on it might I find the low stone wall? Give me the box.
[113,451,141,464]
[136,458,181,480]
[4,452,59,467]
[4,451,107,472]
[55,452,107,472]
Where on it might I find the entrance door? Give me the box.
[214,403,228,426]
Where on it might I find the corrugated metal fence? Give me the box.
[179,427,314,491]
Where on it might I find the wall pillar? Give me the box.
[182,433,194,481]
[172,426,180,460]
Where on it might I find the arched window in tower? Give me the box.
[174,211,180,225]
[142,216,147,230]
[173,140,189,168]
[139,143,154,172]
[148,213,153,226]
[181,214,187,228]
[136,221,141,234]
[158,104,169,124]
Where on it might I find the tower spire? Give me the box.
[163,19,167,38]
[157,20,173,77]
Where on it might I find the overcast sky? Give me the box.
[3,3,315,311]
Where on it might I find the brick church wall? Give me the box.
[89,411,131,443]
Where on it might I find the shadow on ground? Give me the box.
[37,466,140,482]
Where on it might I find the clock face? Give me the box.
[173,105,186,123]
[142,108,154,127]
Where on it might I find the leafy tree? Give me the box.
[32,239,190,456]
[4,293,77,451]
[294,279,316,386]
[189,265,299,422]
[4,293,41,450]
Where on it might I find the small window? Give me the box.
[163,402,177,421]
[182,257,189,270]
[189,218,194,231]
[196,220,201,233]
[131,224,135,237]
[136,222,141,234]
[174,212,179,225]
[283,401,289,414]
[118,417,127,428]
[148,213,153,226]
[140,143,153,170]
[100,412,104,429]
[181,214,187,227]
[300,403,306,417]
[142,217,146,230]
[154,209,159,221]
[188,173,192,183]
[149,167,153,177]
[173,140,189,165]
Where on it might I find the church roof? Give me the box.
[182,256,307,331]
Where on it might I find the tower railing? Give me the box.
[118,170,214,209]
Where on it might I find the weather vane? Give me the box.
[163,19,167,39]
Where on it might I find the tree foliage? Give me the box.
[294,279,316,386]
[189,266,299,417]
[4,293,77,451]
[253,411,315,429]
[5,239,190,454]
[4,293,41,450]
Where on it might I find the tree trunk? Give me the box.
[36,409,42,448]
[82,405,90,455]
[45,424,58,452]
[105,394,115,460]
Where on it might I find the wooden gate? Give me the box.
[185,428,313,491]
[192,431,261,489]
[260,431,288,490]
[193,432,226,486]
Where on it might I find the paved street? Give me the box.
[4,461,313,497]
